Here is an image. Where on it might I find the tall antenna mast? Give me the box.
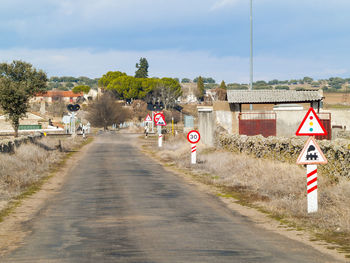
[249,0,253,110]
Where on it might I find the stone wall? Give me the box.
[0,134,47,153]
[218,133,350,179]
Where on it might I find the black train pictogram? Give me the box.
[306,145,318,160]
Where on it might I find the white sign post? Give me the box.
[191,144,197,164]
[296,108,328,214]
[154,113,166,148]
[307,164,318,213]
[187,130,200,164]
[70,112,76,134]
[62,115,70,134]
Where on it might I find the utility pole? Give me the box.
[249,0,253,111]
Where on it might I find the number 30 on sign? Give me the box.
[187,130,200,144]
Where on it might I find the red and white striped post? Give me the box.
[154,113,166,148]
[187,130,200,165]
[307,164,318,213]
[158,125,162,147]
[191,144,197,164]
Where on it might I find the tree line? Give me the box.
[98,57,182,111]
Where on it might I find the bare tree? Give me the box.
[212,87,227,101]
[147,83,182,110]
[131,100,147,121]
[87,92,128,130]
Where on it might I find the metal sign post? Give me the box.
[67,104,80,135]
[172,117,174,136]
[158,125,162,147]
[154,113,166,148]
[151,111,155,133]
[70,112,75,134]
[187,130,200,164]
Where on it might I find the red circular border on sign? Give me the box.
[187,130,200,144]
[154,113,164,123]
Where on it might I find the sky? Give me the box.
[1,0,350,83]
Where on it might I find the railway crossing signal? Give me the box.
[296,136,327,165]
[296,107,327,136]
[296,108,328,214]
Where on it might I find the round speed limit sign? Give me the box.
[187,130,200,144]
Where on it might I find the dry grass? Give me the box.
[0,136,85,202]
[148,136,350,254]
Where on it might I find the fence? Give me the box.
[317,113,331,140]
[238,112,276,137]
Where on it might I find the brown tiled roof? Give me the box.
[227,90,323,104]
[36,90,83,98]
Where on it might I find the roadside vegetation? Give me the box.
[142,135,350,257]
[0,136,92,221]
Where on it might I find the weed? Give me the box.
[0,136,93,221]
[144,136,350,257]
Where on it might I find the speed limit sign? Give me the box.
[187,130,200,144]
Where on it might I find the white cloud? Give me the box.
[211,0,240,10]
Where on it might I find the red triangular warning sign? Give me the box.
[155,115,167,126]
[144,114,152,122]
[296,108,327,136]
[296,136,327,165]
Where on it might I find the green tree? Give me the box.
[181,78,191,83]
[303,76,313,84]
[66,82,74,88]
[135,57,149,78]
[275,85,290,90]
[227,83,248,90]
[57,85,69,91]
[143,78,182,109]
[0,60,47,137]
[73,85,91,94]
[193,77,215,83]
[197,76,205,99]
[219,80,227,89]
[205,77,216,83]
[98,71,127,88]
[268,79,279,85]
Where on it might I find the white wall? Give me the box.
[215,111,233,134]
[275,110,307,137]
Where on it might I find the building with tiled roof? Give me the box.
[31,90,84,104]
[227,90,324,112]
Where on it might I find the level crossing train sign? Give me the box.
[296,136,327,165]
[296,108,327,136]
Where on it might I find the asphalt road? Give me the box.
[2,134,340,262]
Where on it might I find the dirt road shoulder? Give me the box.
[0,137,95,257]
[138,136,348,263]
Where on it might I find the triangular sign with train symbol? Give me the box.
[296,136,327,165]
